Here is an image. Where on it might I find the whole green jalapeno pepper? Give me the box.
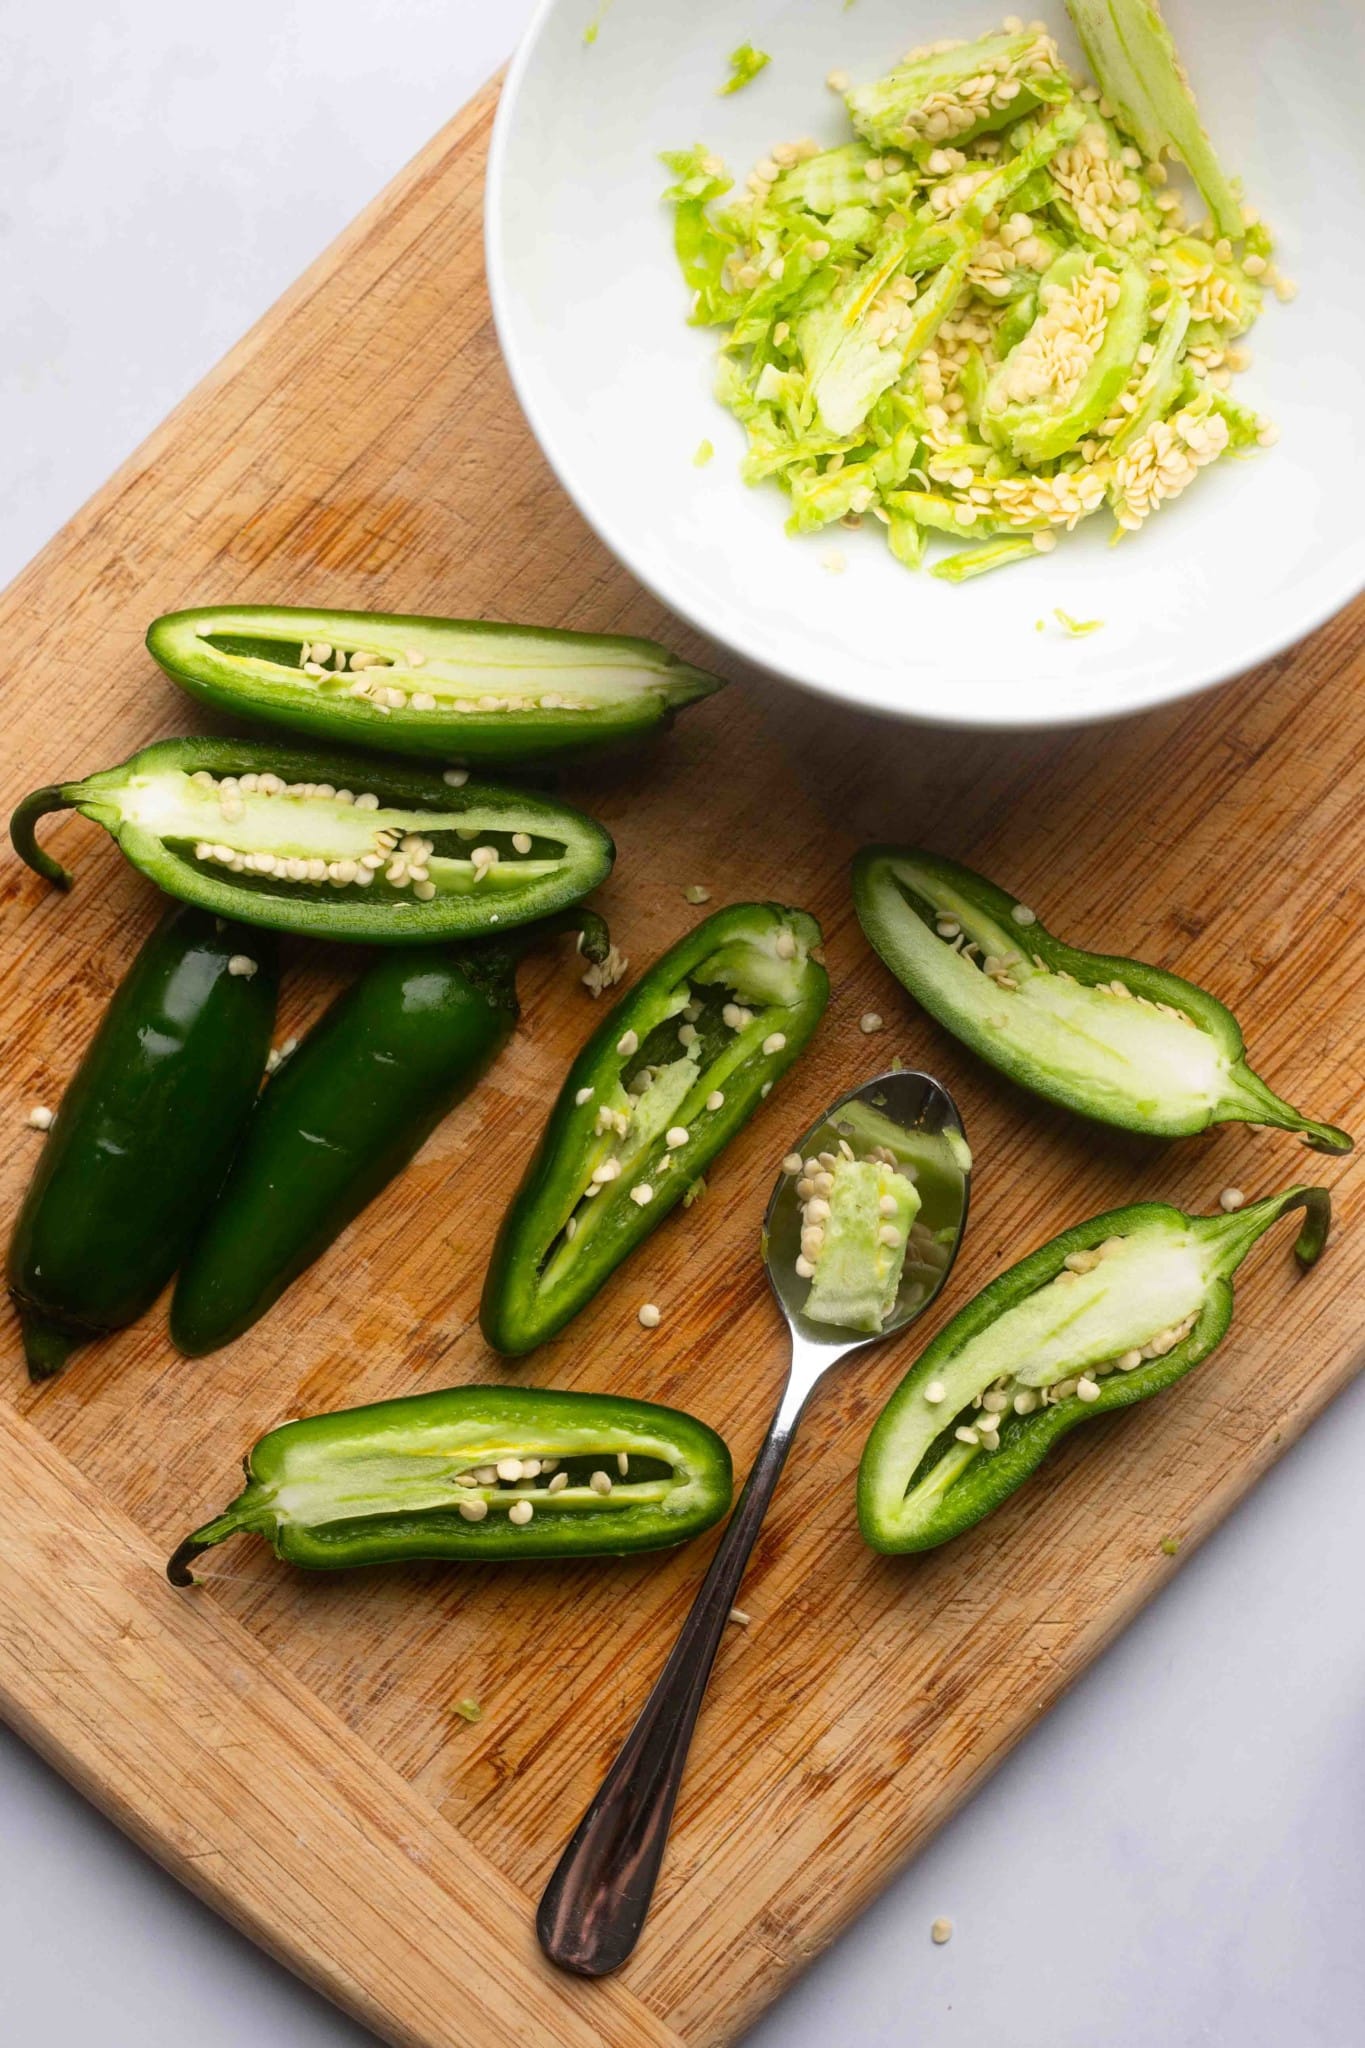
[145,605,724,765]
[853,847,1352,1153]
[481,903,830,1354]
[171,912,614,1356]
[858,1183,1331,1553]
[167,1385,733,1581]
[7,906,278,1379]
[11,736,614,946]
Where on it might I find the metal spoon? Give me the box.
[537,1068,971,1976]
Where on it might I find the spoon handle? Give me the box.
[536,1373,808,1976]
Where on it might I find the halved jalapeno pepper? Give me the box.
[12,737,614,945]
[859,1183,1331,1552]
[7,906,278,1378]
[146,606,723,764]
[171,913,613,1356]
[167,1385,733,1579]
[481,903,830,1354]
[853,847,1352,1153]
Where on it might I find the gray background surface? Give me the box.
[3,5,1362,2044]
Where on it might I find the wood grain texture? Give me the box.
[1,70,1362,2048]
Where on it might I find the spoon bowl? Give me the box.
[538,1068,969,1977]
[763,1068,971,1345]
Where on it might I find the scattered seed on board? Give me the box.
[684,884,711,904]
[638,1303,662,1328]
[728,1608,751,1627]
[860,1012,884,1034]
[931,1917,953,1945]
[1219,1187,1246,1212]
[26,1106,54,1131]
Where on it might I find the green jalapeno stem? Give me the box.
[9,784,76,889]
[858,1182,1332,1554]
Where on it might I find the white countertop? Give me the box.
[3,6,1362,2044]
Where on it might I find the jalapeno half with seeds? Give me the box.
[171,913,613,1356]
[858,1183,1331,1553]
[853,848,1352,1153]
[7,906,278,1379]
[12,737,614,945]
[167,1385,733,1580]
[481,903,830,1354]
[146,606,724,765]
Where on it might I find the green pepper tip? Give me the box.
[15,1304,78,1382]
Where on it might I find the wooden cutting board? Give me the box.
[1,75,1361,2048]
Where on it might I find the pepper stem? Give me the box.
[1198,1183,1332,1279]
[16,1305,78,1382]
[451,908,613,1012]
[10,784,76,890]
[533,907,612,966]
[166,1507,250,1586]
[1224,1063,1353,1156]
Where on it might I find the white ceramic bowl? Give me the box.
[487,0,1365,728]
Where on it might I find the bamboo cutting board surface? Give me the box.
[2,75,1363,2048]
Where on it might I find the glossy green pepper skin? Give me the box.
[7,907,278,1379]
[145,606,724,766]
[858,1184,1331,1553]
[11,736,614,947]
[171,914,613,1356]
[853,847,1352,1153]
[167,1385,733,1580]
[482,903,830,1354]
